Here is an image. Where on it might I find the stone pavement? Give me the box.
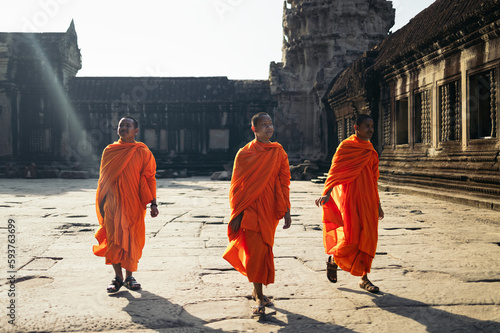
[0,177,499,333]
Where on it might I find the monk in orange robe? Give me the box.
[316,114,384,293]
[93,116,159,293]
[223,112,292,316]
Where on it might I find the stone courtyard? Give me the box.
[1,178,499,332]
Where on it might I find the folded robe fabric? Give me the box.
[92,139,156,272]
[223,139,290,285]
[322,135,380,276]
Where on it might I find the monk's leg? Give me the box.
[253,282,264,306]
[113,263,123,280]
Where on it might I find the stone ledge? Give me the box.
[378,182,500,212]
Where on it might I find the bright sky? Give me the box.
[0,0,435,79]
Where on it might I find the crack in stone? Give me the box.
[468,279,500,283]
[383,227,423,231]
[17,256,63,270]
[152,211,189,237]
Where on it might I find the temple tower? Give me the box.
[0,21,81,164]
[270,0,394,161]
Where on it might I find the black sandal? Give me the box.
[107,276,124,293]
[124,276,141,290]
[326,256,338,283]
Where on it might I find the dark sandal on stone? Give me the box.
[252,305,265,317]
[252,294,273,307]
[124,276,141,290]
[326,256,338,283]
[107,276,124,293]
[359,279,379,293]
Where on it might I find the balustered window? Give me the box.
[344,116,353,138]
[337,119,343,142]
[469,69,497,139]
[414,90,431,144]
[439,80,461,142]
[382,100,391,146]
[29,128,51,153]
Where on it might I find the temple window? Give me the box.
[29,128,51,153]
[382,99,391,146]
[414,90,431,144]
[344,116,353,138]
[144,129,157,149]
[469,69,497,139]
[337,119,343,142]
[209,129,229,150]
[439,80,461,142]
[395,98,409,144]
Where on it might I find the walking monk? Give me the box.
[93,116,159,293]
[315,114,384,293]
[223,112,292,316]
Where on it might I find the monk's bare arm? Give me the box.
[378,202,384,220]
[283,208,292,229]
[150,199,159,218]
[229,212,243,233]
[315,188,333,207]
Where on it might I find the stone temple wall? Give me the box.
[270,0,394,162]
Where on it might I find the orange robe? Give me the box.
[92,139,157,272]
[322,135,380,276]
[222,140,291,285]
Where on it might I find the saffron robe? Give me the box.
[222,140,291,285]
[92,139,157,272]
[322,135,380,276]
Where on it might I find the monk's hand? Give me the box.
[315,195,330,207]
[378,204,384,220]
[283,211,292,229]
[150,204,159,218]
[229,213,243,233]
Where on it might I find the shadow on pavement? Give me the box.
[339,288,500,332]
[262,306,359,333]
[110,289,227,332]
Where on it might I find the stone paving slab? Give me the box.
[0,177,500,332]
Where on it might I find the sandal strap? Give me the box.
[107,276,124,292]
[125,276,139,284]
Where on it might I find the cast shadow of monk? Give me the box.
[257,306,358,332]
[338,288,500,332]
[110,289,228,332]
